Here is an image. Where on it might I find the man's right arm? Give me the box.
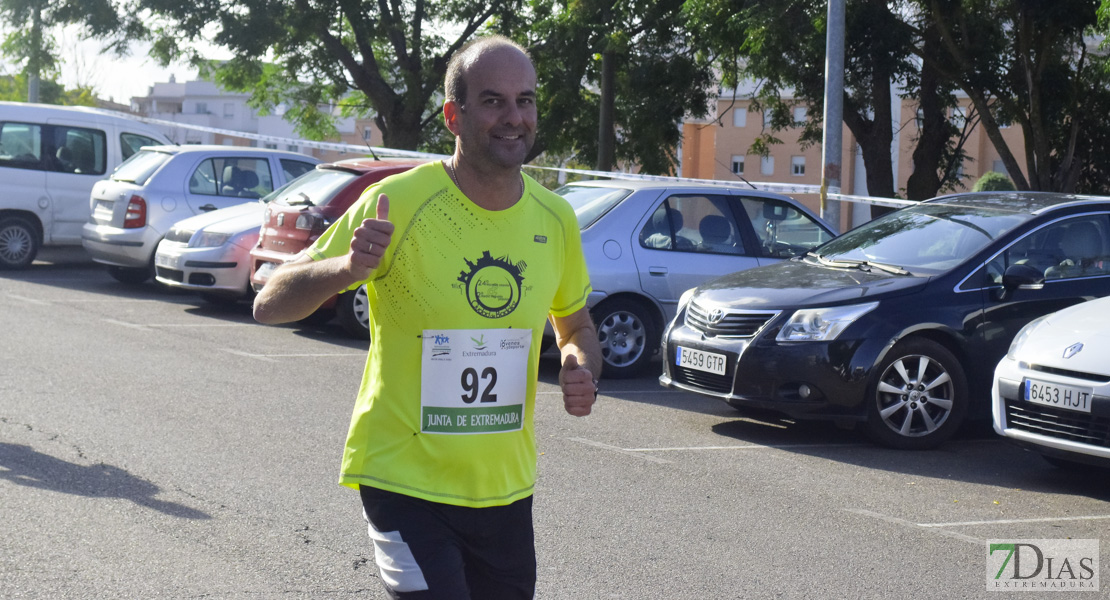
[253,193,393,325]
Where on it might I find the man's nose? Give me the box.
[502,102,524,127]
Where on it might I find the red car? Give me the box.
[250,158,424,337]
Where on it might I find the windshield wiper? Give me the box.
[807,252,910,275]
[859,261,911,276]
[289,192,314,206]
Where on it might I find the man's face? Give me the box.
[453,47,538,171]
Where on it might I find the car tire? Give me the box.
[107,265,151,284]
[863,338,968,450]
[592,298,656,379]
[337,284,371,339]
[0,215,40,270]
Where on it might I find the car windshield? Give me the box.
[555,184,634,229]
[111,149,172,184]
[265,168,358,207]
[811,202,1030,274]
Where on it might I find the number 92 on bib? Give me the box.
[420,329,531,434]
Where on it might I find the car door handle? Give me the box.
[649,267,668,276]
[199,204,218,212]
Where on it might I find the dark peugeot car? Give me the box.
[661,192,1110,450]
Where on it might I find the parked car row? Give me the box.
[9,114,1105,465]
[661,191,1110,467]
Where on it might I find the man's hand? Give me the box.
[348,194,393,280]
[559,353,596,417]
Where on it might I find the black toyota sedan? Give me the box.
[660,192,1110,450]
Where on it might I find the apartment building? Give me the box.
[129,76,383,162]
[681,89,1028,230]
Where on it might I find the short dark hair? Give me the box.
[445,35,531,106]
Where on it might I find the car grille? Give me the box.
[1004,400,1110,449]
[673,367,732,394]
[156,266,184,283]
[685,302,779,338]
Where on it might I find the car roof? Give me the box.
[924,191,1110,215]
[320,157,430,174]
[557,177,796,196]
[138,144,316,159]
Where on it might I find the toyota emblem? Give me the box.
[708,308,725,323]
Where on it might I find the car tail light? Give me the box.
[123,195,147,229]
[295,213,326,231]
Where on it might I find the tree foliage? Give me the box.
[501,0,715,173]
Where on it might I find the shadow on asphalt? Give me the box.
[0,442,211,519]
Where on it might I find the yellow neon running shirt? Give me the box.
[306,161,591,507]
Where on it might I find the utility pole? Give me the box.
[820,0,845,232]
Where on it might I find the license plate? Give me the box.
[154,253,180,270]
[676,346,727,375]
[255,261,277,282]
[1024,378,1093,413]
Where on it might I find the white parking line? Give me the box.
[846,509,983,545]
[919,514,1110,528]
[567,437,672,464]
[102,318,152,331]
[147,323,255,327]
[5,294,50,305]
[623,443,866,452]
[221,349,365,362]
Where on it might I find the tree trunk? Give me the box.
[905,26,947,201]
[596,48,616,171]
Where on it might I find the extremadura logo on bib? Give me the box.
[420,328,531,434]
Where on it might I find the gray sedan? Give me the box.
[556,179,835,378]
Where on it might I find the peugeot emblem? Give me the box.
[708,308,725,323]
[1062,342,1084,359]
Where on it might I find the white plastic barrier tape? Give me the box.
[109,109,912,209]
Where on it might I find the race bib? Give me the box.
[420,329,531,434]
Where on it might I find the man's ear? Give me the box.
[443,100,462,136]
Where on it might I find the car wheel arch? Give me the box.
[0,210,45,269]
[590,293,665,379]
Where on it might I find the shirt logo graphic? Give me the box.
[458,251,526,319]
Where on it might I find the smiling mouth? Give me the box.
[494,134,523,141]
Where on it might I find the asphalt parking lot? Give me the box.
[2,248,1108,599]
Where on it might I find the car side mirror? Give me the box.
[996,263,1045,300]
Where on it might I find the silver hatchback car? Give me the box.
[557,179,835,378]
[82,145,318,283]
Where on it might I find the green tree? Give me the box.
[496,0,717,173]
[972,171,1016,191]
[0,0,126,101]
[684,0,970,207]
[134,0,518,150]
[911,0,1106,192]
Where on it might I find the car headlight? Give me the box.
[776,302,879,342]
[191,231,231,248]
[1006,315,1049,360]
[678,287,697,312]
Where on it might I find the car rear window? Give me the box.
[265,168,358,208]
[111,149,172,184]
[555,184,633,229]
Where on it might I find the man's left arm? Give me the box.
[550,307,603,416]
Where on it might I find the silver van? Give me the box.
[0,102,172,269]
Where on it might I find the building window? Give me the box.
[793,107,806,124]
[951,106,967,128]
[992,159,1007,175]
[286,145,299,152]
[763,110,772,129]
[196,102,208,115]
[731,155,745,174]
[362,128,373,141]
[732,108,747,128]
[224,103,234,118]
[264,143,278,150]
[760,156,774,175]
[791,156,805,176]
[916,108,925,129]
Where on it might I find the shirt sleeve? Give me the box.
[549,200,592,317]
[304,185,384,291]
